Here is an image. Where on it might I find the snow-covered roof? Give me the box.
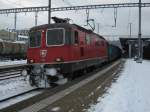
[18,35,28,39]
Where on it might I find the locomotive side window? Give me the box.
[101,41,105,46]
[74,31,79,44]
[47,28,64,46]
[95,37,101,46]
[29,31,41,48]
[86,34,91,44]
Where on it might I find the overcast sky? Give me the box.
[0,0,150,38]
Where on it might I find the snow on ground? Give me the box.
[88,59,150,112]
[0,90,42,109]
[0,60,27,66]
[0,77,36,101]
[0,77,37,109]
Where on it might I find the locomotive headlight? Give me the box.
[21,69,28,76]
[55,58,63,62]
[29,59,34,63]
[56,58,61,62]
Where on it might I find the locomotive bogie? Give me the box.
[24,64,68,87]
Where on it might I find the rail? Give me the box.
[0,64,28,80]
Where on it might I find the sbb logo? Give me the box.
[40,50,47,58]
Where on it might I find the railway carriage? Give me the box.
[24,23,108,87]
[108,43,122,61]
[0,40,27,60]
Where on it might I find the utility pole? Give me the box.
[14,13,19,40]
[48,0,51,24]
[128,41,132,58]
[35,11,38,26]
[137,0,142,63]
[14,13,17,31]
[97,23,100,34]
[129,23,132,38]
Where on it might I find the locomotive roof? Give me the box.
[30,23,73,31]
[72,24,105,40]
[30,23,105,40]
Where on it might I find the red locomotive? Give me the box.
[22,18,109,87]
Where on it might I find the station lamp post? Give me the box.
[14,13,17,31]
[35,11,38,26]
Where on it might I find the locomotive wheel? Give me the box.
[50,82,58,87]
[68,69,88,80]
[29,75,36,86]
[29,75,40,87]
[80,69,87,75]
[68,72,75,80]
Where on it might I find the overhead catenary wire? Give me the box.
[62,0,96,30]
[2,0,47,29]
[0,1,149,37]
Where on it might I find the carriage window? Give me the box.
[74,31,79,44]
[29,31,41,48]
[47,29,64,46]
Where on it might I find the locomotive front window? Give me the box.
[47,29,64,46]
[29,31,41,48]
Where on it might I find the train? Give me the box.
[108,42,122,62]
[21,19,122,88]
[0,40,27,60]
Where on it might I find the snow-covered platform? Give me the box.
[88,59,150,112]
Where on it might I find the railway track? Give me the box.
[0,88,42,103]
[0,64,28,80]
[19,60,122,112]
[0,88,44,110]
[0,59,122,112]
[0,63,27,70]
[0,69,22,80]
[0,63,43,110]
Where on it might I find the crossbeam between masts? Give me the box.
[0,3,150,14]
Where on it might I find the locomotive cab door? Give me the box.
[72,30,85,60]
